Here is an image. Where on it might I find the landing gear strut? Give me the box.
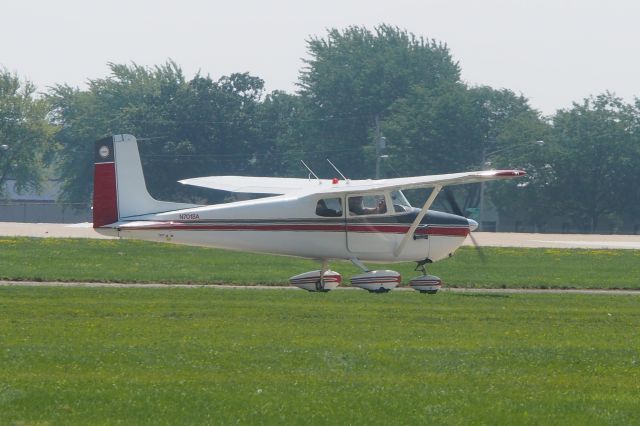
[315,259,332,292]
[414,258,432,276]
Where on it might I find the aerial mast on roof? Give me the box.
[300,160,320,181]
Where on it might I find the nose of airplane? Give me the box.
[467,218,479,232]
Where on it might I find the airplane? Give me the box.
[93,134,525,293]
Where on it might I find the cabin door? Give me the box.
[345,193,398,254]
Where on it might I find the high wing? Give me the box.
[179,176,326,195]
[179,170,525,196]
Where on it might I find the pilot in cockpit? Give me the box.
[348,196,386,215]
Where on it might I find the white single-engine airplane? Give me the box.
[93,134,525,293]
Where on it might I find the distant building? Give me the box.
[0,179,91,223]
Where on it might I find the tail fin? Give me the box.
[92,134,198,228]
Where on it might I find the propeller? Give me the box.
[443,187,486,263]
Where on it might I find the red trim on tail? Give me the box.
[93,163,118,228]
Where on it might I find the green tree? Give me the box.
[383,83,484,177]
[484,111,554,230]
[382,82,546,213]
[48,62,270,204]
[47,85,108,205]
[297,24,460,178]
[545,93,640,232]
[0,69,56,198]
[253,90,310,177]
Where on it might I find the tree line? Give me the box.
[1,24,639,233]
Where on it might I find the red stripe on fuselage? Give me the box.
[120,222,469,237]
[346,224,469,236]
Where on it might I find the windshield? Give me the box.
[391,190,411,208]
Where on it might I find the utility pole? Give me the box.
[374,116,386,179]
[0,144,10,199]
[478,145,487,231]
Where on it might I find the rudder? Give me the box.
[93,137,118,227]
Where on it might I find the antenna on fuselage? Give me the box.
[300,160,320,181]
[326,159,349,181]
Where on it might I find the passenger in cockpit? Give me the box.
[316,199,342,217]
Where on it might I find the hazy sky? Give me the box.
[3,0,638,115]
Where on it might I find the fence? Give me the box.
[0,202,91,224]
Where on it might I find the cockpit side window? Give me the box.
[316,198,343,217]
[348,194,387,216]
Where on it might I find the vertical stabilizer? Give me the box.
[92,134,198,228]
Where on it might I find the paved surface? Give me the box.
[1,280,638,295]
[0,222,113,239]
[2,223,637,294]
[463,232,640,250]
[1,222,639,249]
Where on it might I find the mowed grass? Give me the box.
[0,287,639,424]
[1,237,640,288]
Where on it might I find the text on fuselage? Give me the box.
[179,213,200,220]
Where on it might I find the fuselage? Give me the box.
[98,190,472,263]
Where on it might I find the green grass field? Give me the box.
[1,287,639,424]
[1,237,639,288]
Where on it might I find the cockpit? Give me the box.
[315,190,413,217]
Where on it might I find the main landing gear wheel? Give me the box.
[289,270,341,292]
[349,258,400,293]
[350,270,401,293]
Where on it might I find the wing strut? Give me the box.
[393,185,442,257]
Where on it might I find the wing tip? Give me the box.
[493,169,526,177]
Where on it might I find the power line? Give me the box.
[99,112,376,127]
[141,146,365,160]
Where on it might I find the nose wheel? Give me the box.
[410,258,442,294]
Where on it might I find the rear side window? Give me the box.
[316,198,343,217]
